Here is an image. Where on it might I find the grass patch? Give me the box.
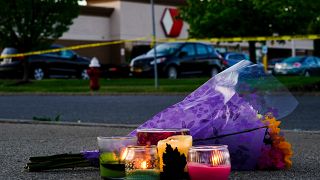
[33,114,61,121]
[0,76,319,93]
[0,78,208,93]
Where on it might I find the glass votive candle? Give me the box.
[136,128,190,145]
[187,145,231,180]
[97,136,137,179]
[157,135,193,172]
[124,145,160,180]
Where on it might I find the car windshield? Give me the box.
[146,43,181,56]
[282,56,304,63]
[1,48,18,55]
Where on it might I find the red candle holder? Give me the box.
[136,128,190,145]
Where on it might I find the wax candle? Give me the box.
[97,136,136,179]
[157,135,192,172]
[99,152,125,178]
[137,129,190,145]
[126,169,160,180]
[187,162,231,180]
[125,146,160,180]
[187,145,231,180]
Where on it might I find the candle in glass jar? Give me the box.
[126,160,160,180]
[187,163,231,180]
[97,136,136,179]
[136,128,190,145]
[157,135,192,172]
[125,146,160,180]
[187,145,231,180]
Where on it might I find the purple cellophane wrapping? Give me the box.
[129,61,297,170]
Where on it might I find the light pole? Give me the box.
[151,0,159,88]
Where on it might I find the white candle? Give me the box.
[157,135,192,172]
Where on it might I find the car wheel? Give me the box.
[210,67,219,77]
[167,66,178,79]
[33,67,45,80]
[80,69,89,80]
[304,70,311,77]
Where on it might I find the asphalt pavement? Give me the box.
[1,94,320,179]
[0,95,319,130]
[0,122,319,180]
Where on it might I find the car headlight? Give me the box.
[150,57,166,65]
[0,58,12,65]
[129,60,134,67]
[275,63,282,69]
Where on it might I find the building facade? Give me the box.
[58,0,314,65]
[57,0,189,65]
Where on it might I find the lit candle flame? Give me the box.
[211,150,223,166]
[120,148,128,161]
[141,161,147,169]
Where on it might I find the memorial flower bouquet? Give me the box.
[25,60,297,171]
[129,60,297,170]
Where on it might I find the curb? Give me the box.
[0,92,319,96]
[0,118,139,129]
[282,129,320,134]
[1,118,320,133]
[0,92,189,96]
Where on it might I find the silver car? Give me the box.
[274,56,320,76]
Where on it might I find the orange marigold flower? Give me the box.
[261,113,293,169]
[284,156,293,168]
[268,119,281,134]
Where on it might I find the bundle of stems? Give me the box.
[25,151,99,172]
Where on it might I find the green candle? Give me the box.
[126,169,160,180]
[99,152,125,179]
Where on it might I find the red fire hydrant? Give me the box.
[87,57,101,91]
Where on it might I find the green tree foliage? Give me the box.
[253,0,314,35]
[180,0,271,38]
[180,0,273,63]
[254,0,320,56]
[0,0,80,81]
[180,0,320,62]
[0,0,80,51]
[304,1,320,56]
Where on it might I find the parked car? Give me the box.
[220,52,250,68]
[100,63,130,78]
[129,42,224,79]
[274,56,320,76]
[267,57,285,74]
[0,45,90,80]
[219,51,266,75]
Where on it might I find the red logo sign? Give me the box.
[160,8,183,37]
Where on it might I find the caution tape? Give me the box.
[2,34,320,59]
[0,37,148,59]
[158,34,320,43]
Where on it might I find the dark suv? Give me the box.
[129,42,224,79]
[0,45,90,80]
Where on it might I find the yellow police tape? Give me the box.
[157,34,320,43]
[0,37,148,59]
[1,34,320,59]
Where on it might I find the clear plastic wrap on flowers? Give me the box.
[130,60,298,170]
